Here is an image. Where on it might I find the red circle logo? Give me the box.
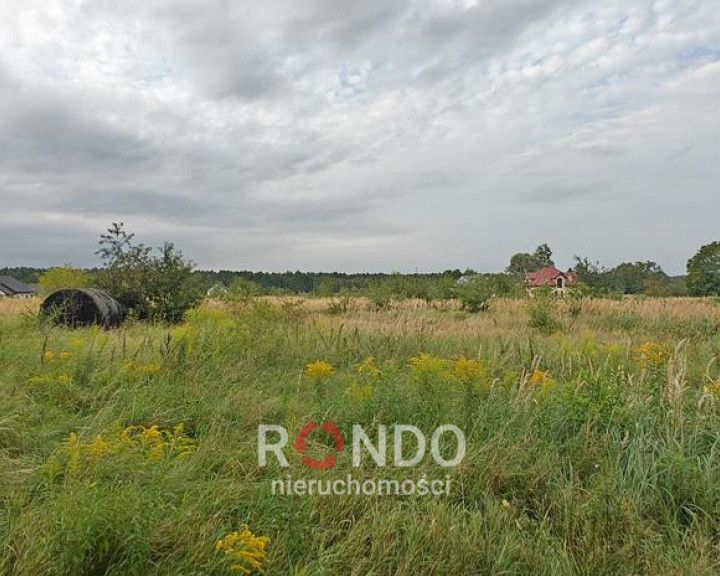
[292,421,344,469]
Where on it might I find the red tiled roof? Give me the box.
[525,266,577,287]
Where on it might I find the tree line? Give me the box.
[3,225,720,324]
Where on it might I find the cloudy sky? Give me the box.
[0,0,718,273]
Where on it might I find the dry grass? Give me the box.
[0,296,40,316]
[231,296,720,342]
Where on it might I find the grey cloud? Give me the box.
[85,0,586,101]
[409,0,580,82]
[1,0,719,273]
[0,219,98,268]
[289,0,408,52]
[0,76,153,175]
[518,182,603,204]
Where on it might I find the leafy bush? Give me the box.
[367,280,394,310]
[528,288,561,334]
[224,277,262,304]
[38,266,92,295]
[455,277,495,313]
[455,275,520,313]
[687,241,720,296]
[95,222,204,323]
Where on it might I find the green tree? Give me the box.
[455,277,494,313]
[608,261,665,295]
[687,242,720,296]
[95,222,153,311]
[313,277,336,297]
[507,244,554,276]
[95,222,203,322]
[454,274,519,313]
[225,277,262,302]
[506,253,542,276]
[573,256,607,289]
[38,266,91,295]
[146,242,204,323]
[534,243,554,267]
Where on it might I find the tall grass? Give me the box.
[1,297,720,574]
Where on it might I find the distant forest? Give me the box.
[0,263,688,298]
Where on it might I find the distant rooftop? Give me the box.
[525,266,578,288]
[0,276,36,296]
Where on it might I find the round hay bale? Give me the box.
[41,289,126,328]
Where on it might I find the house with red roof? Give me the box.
[525,266,578,293]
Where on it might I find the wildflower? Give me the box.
[408,353,449,378]
[216,527,270,574]
[304,361,334,383]
[452,357,484,383]
[64,432,82,473]
[119,425,137,450]
[502,499,512,510]
[88,434,111,457]
[43,350,56,363]
[59,351,73,361]
[136,363,162,375]
[347,382,375,402]
[169,423,197,458]
[138,425,165,461]
[122,424,196,460]
[528,368,552,387]
[56,374,71,385]
[703,381,720,397]
[55,423,196,476]
[171,324,199,350]
[633,342,669,369]
[354,356,381,379]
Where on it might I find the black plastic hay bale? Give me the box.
[41,289,126,328]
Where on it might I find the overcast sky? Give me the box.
[0,0,718,273]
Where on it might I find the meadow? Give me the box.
[3,295,720,575]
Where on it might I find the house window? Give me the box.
[556,277,564,289]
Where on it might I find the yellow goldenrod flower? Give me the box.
[633,342,669,369]
[528,368,552,387]
[56,374,71,385]
[59,351,73,361]
[304,361,334,383]
[408,353,449,378]
[64,432,82,474]
[122,360,162,375]
[347,382,375,402]
[43,350,56,363]
[354,356,381,379]
[170,423,197,458]
[703,381,720,397]
[452,357,485,383]
[88,434,111,457]
[138,425,165,461]
[52,423,197,477]
[137,363,162,375]
[216,527,270,574]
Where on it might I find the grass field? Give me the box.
[3,295,720,575]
